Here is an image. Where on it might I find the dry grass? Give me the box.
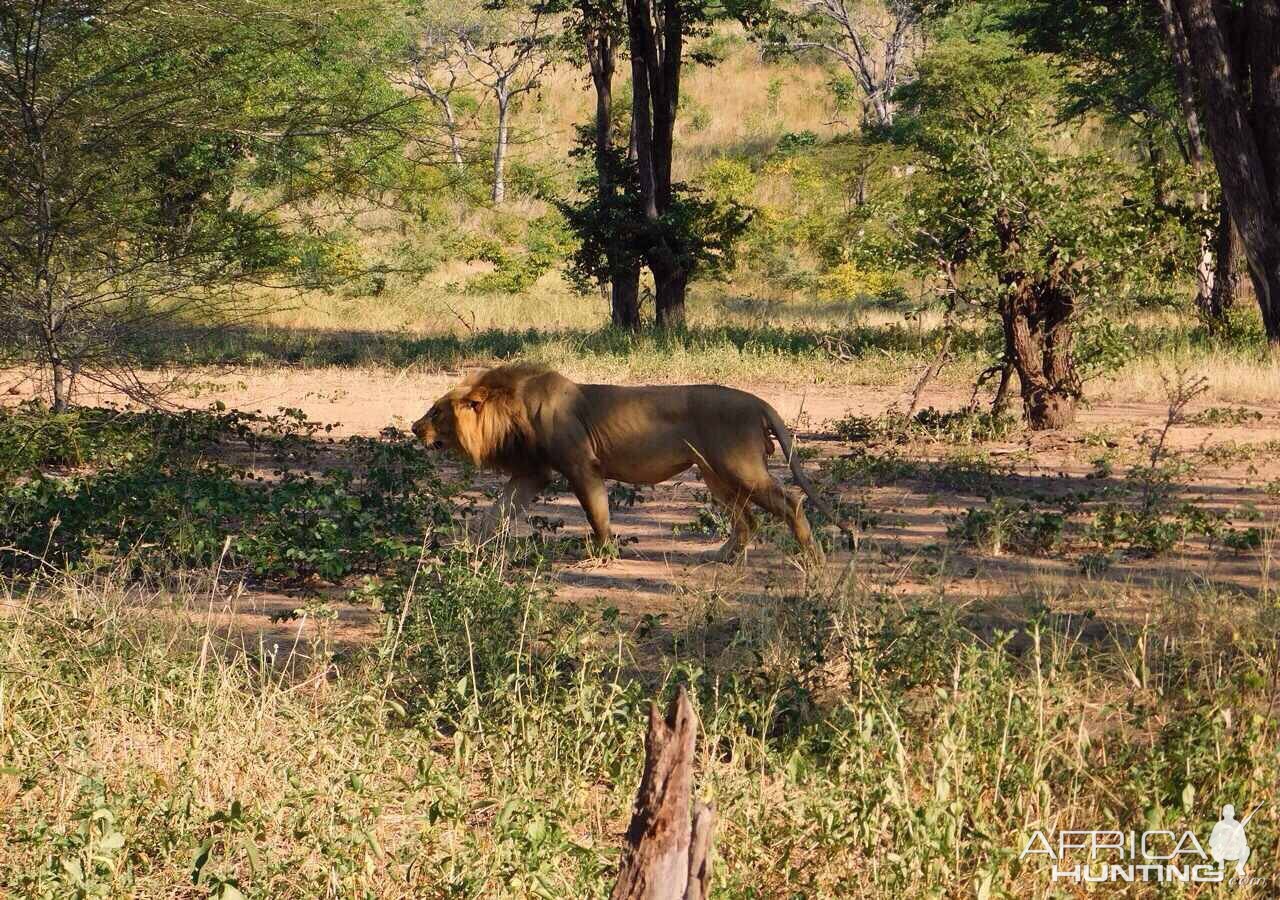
[4,547,1279,897]
[1105,348,1280,404]
[514,26,842,176]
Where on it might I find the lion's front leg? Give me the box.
[478,471,550,538]
[562,463,613,556]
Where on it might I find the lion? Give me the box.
[411,364,843,563]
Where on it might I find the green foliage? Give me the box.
[699,158,757,205]
[0,406,454,585]
[387,547,552,710]
[558,134,752,300]
[948,498,1065,555]
[833,406,1021,445]
[461,213,575,295]
[815,261,896,301]
[773,129,819,155]
[1190,405,1265,427]
[5,521,1280,894]
[0,0,423,404]
[889,38,1138,293]
[869,36,1173,391]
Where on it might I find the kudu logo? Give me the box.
[1019,802,1263,885]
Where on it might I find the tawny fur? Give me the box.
[412,364,842,562]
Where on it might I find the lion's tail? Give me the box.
[761,404,852,538]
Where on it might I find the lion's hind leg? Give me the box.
[743,474,824,566]
[698,466,758,562]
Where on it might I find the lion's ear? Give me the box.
[460,386,489,412]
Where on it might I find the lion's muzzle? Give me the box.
[411,415,433,444]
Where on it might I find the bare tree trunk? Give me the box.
[1206,198,1242,328]
[51,357,70,413]
[492,92,510,204]
[867,92,894,130]
[1000,279,1081,430]
[1174,0,1280,348]
[992,360,1014,416]
[611,686,715,900]
[653,264,687,330]
[905,325,952,419]
[442,100,464,169]
[613,262,642,330]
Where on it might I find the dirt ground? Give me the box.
[12,366,1280,657]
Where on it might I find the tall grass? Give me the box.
[3,547,1277,897]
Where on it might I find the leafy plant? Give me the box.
[833,406,1020,445]
[0,406,454,585]
[948,499,1064,556]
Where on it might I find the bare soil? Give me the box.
[12,366,1280,658]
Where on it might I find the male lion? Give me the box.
[412,364,841,562]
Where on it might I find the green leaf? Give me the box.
[190,838,214,884]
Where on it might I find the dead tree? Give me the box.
[453,3,556,204]
[404,29,472,170]
[772,0,940,129]
[611,686,715,900]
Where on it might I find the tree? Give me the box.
[0,0,420,410]
[767,0,944,128]
[1008,0,1243,329]
[560,133,747,329]
[625,0,756,327]
[884,40,1154,428]
[548,0,644,328]
[416,0,557,204]
[625,0,687,327]
[404,21,475,170]
[1169,0,1280,347]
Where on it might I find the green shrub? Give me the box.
[815,261,895,300]
[700,158,757,205]
[834,406,1021,445]
[774,130,818,155]
[0,407,454,585]
[947,498,1065,555]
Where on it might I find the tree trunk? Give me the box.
[627,0,691,324]
[992,360,1014,416]
[1173,0,1280,348]
[492,93,509,204]
[587,29,642,332]
[1000,279,1081,430]
[1157,0,1206,165]
[443,100,464,169]
[865,92,894,130]
[611,686,715,900]
[50,357,70,413]
[1206,198,1242,328]
[1156,0,1225,320]
[612,262,642,330]
[653,262,687,330]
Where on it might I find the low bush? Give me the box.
[0,406,454,586]
[833,406,1021,446]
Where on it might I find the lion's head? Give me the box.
[410,390,469,453]
[412,368,539,468]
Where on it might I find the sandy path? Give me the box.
[9,366,1280,658]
